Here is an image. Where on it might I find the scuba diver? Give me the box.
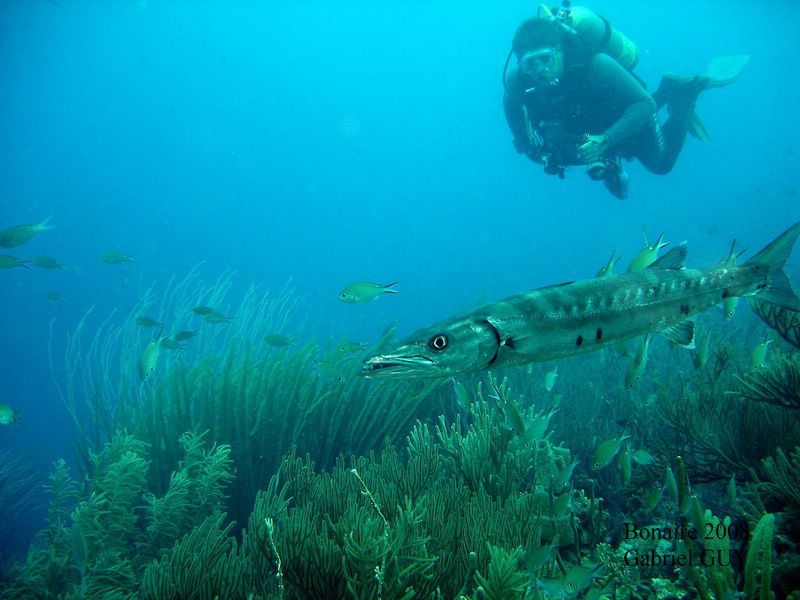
[503,3,748,199]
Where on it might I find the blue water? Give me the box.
[1,0,798,555]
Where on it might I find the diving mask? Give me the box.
[519,48,557,76]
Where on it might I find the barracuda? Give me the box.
[362,222,800,379]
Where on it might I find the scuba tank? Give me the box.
[539,2,639,70]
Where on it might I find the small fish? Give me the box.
[693,330,711,368]
[0,255,31,269]
[552,492,571,517]
[722,296,739,320]
[452,379,471,410]
[595,249,621,278]
[665,465,678,500]
[173,330,199,341]
[727,475,737,506]
[620,444,632,486]
[750,338,771,369]
[159,337,186,351]
[522,540,558,571]
[0,216,54,248]
[336,340,368,353]
[644,483,664,511]
[525,407,557,442]
[536,564,600,598]
[627,230,668,272]
[264,334,297,347]
[631,449,656,465]
[553,459,579,491]
[32,255,66,269]
[339,281,399,304]
[191,305,215,315]
[203,311,233,324]
[135,316,164,328]
[100,251,135,264]
[0,403,20,427]
[315,359,346,382]
[139,339,162,381]
[625,334,651,389]
[46,290,64,301]
[592,433,631,470]
[543,365,558,391]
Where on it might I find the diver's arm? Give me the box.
[591,54,656,147]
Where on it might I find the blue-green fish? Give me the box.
[339,281,399,304]
[362,223,800,379]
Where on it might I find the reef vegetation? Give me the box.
[2,274,800,598]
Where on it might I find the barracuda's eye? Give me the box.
[429,334,449,351]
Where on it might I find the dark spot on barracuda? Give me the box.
[596,327,603,341]
[757,283,767,290]
[503,338,516,349]
[680,303,690,315]
[576,335,583,346]
[721,289,729,299]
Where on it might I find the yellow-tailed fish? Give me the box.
[159,337,186,351]
[722,296,739,320]
[100,251,135,264]
[522,539,558,570]
[0,403,20,427]
[135,316,164,328]
[173,330,199,342]
[537,563,601,598]
[625,333,651,389]
[665,465,678,500]
[592,433,631,469]
[32,255,66,269]
[452,379,471,410]
[139,339,162,381]
[693,330,711,368]
[46,290,63,301]
[525,407,557,443]
[553,459,579,491]
[627,230,669,272]
[644,483,664,511]
[631,449,656,465]
[718,240,746,319]
[501,399,526,437]
[543,365,558,391]
[191,305,215,315]
[203,311,234,324]
[595,249,621,278]
[551,492,571,518]
[727,475,737,505]
[264,334,297,347]
[620,443,632,486]
[0,216,54,248]
[0,255,31,269]
[337,340,368,353]
[315,359,346,382]
[339,281,399,304]
[750,338,771,369]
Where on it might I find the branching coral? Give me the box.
[732,353,800,410]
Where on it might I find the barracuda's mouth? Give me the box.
[360,354,442,379]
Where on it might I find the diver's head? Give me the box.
[512,18,567,89]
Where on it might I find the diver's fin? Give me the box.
[704,55,749,88]
[687,110,710,141]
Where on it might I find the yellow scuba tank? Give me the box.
[538,3,639,71]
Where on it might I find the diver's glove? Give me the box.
[577,134,609,163]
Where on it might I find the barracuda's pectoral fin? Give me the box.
[659,320,695,349]
[648,243,688,270]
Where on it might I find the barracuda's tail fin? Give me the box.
[745,221,800,311]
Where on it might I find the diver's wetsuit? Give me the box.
[504,52,694,175]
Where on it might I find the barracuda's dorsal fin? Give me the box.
[659,320,695,348]
[648,242,687,271]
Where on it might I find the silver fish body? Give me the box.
[362,222,800,379]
